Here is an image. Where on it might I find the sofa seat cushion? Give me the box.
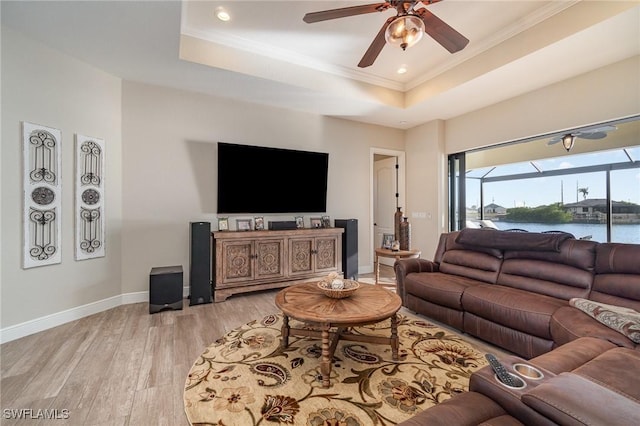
[405,272,484,310]
[462,285,565,339]
[530,336,617,374]
[521,372,640,426]
[572,346,640,401]
[550,306,637,349]
[464,313,553,358]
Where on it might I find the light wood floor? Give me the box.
[0,266,504,425]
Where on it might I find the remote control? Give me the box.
[485,354,518,387]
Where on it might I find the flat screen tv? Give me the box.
[217,142,329,214]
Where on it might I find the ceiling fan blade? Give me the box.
[548,137,561,145]
[578,132,608,140]
[578,125,617,139]
[358,17,394,68]
[303,3,390,23]
[416,9,469,53]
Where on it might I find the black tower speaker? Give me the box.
[335,219,358,280]
[149,265,183,314]
[190,221,213,306]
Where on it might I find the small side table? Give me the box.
[374,248,421,286]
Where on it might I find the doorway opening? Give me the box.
[370,148,406,271]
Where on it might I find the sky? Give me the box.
[466,148,640,209]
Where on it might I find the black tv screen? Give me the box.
[217,142,329,214]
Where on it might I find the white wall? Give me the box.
[1,28,123,331]
[120,81,404,294]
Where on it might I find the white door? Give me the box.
[374,156,397,266]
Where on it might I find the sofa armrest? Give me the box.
[394,258,439,303]
[396,391,511,426]
[521,372,640,425]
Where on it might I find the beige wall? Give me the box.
[1,28,123,329]
[446,56,640,154]
[121,82,404,294]
[404,120,448,259]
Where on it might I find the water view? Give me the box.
[488,221,640,244]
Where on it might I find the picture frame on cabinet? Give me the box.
[295,216,304,229]
[254,216,264,230]
[218,217,229,231]
[321,215,331,228]
[310,217,322,229]
[236,218,252,231]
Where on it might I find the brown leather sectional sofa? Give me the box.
[394,228,640,425]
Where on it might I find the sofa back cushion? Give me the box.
[434,231,502,263]
[591,243,640,311]
[437,232,503,284]
[498,239,597,300]
[456,228,573,252]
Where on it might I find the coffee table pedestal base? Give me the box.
[280,314,400,388]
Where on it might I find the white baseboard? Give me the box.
[0,286,191,344]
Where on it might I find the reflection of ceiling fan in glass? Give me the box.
[548,125,617,151]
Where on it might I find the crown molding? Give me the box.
[180,27,406,91]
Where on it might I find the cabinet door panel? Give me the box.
[315,237,338,272]
[289,238,313,276]
[255,239,285,279]
[221,241,253,283]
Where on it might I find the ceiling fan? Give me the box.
[303,1,469,68]
[548,125,617,151]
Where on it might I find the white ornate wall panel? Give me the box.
[75,134,105,260]
[22,122,62,268]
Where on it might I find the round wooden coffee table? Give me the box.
[275,282,402,388]
[374,247,421,286]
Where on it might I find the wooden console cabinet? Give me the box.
[212,228,343,302]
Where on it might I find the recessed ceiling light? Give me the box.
[215,6,230,22]
[397,65,408,74]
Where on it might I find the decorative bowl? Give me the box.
[317,279,360,299]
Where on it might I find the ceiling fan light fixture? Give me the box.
[562,134,576,151]
[385,15,425,50]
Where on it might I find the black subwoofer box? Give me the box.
[149,265,183,314]
[335,219,358,280]
[190,221,213,306]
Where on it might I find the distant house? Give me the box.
[484,203,507,215]
[563,199,640,223]
[482,203,507,219]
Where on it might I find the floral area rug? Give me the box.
[184,312,488,425]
